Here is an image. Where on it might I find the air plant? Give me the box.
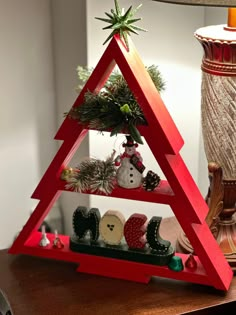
[96,0,147,50]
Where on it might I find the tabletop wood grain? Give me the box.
[0,217,235,315]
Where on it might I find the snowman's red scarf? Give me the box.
[121,152,141,159]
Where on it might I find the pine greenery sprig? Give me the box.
[67,65,165,144]
[95,0,147,50]
[65,153,117,195]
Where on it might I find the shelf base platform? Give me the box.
[9,230,221,288]
[69,236,175,266]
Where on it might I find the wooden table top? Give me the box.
[0,217,235,315]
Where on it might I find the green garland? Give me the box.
[67,65,165,144]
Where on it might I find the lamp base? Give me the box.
[177,163,236,271]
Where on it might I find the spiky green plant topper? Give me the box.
[96,0,147,50]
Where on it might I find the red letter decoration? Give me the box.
[124,213,148,249]
[99,210,125,245]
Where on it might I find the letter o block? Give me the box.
[99,210,125,245]
[124,213,148,249]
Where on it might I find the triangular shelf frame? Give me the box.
[9,35,233,291]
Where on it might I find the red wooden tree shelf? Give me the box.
[9,34,233,291]
[60,179,174,204]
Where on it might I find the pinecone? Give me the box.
[143,170,160,192]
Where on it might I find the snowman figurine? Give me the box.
[115,135,145,189]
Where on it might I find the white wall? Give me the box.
[205,7,227,26]
[0,0,57,248]
[51,0,89,234]
[86,0,205,220]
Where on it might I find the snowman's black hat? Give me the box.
[122,135,138,147]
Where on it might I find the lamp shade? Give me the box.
[152,0,236,6]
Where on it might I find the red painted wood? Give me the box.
[182,221,233,290]
[19,231,211,287]
[32,126,88,200]
[9,196,60,254]
[76,255,210,287]
[60,179,174,204]
[9,34,233,291]
[139,121,207,225]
